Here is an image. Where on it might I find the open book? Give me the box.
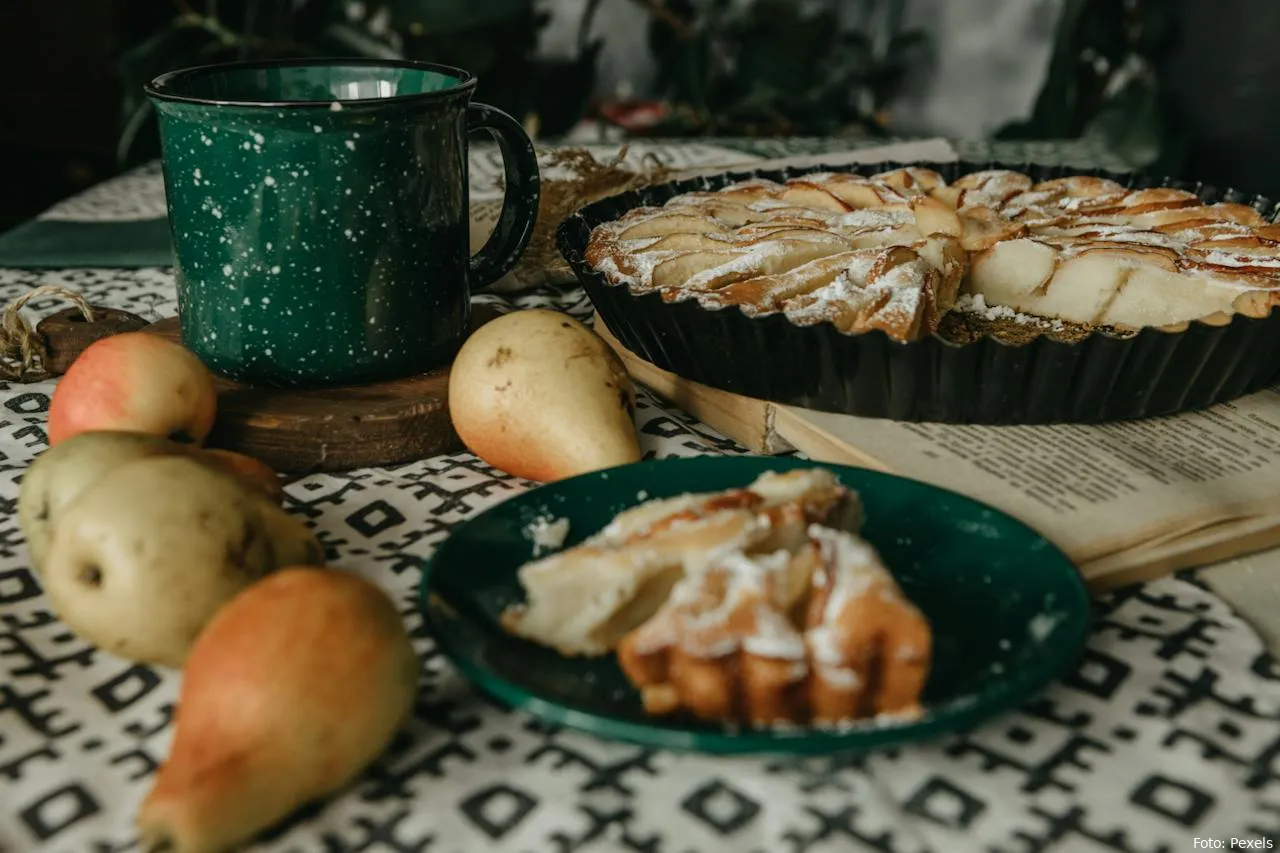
[596,316,1280,593]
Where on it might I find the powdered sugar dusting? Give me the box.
[954,293,1067,332]
[809,525,881,624]
[1198,249,1280,269]
[682,240,790,291]
[783,252,928,333]
[741,601,808,662]
[956,169,1032,200]
[835,207,915,231]
[525,514,571,557]
[636,548,804,660]
[802,526,896,690]
[1036,222,1184,250]
[586,172,949,331]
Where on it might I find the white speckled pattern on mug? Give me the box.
[147,60,540,388]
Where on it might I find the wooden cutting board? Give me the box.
[36,305,502,475]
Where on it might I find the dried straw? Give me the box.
[499,145,675,287]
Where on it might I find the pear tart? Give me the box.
[584,167,1280,340]
[501,469,931,730]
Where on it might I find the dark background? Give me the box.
[0,3,160,230]
[2,0,1278,233]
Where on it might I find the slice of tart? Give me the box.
[500,469,861,657]
[615,525,932,728]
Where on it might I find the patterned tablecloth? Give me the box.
[1,138,1278,853]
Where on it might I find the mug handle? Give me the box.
[467,103,541,290]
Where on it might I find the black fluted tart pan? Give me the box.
[555,159,1280,424]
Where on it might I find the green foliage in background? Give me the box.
[116,0,550,167]
[997,0,1184,171]
[117,0,1185,169]
[638,0,928,138]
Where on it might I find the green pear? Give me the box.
[18,431,189,574]
[41,455,322,668]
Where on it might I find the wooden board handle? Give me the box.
[35,306,151,376]
[0,285,149,382]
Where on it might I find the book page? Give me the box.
[469,199,501,254]
[785,387,1280,563]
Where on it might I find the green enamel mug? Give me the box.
[145,58,540,388]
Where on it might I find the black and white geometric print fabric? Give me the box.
[2,151,1278,853]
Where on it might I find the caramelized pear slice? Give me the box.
[618,213,729,240]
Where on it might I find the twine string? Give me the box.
[0,286,97,382]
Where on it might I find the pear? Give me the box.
[47,330,217,446]
[18,430,190,575]
[41,455,322,668]
[136,567,419,853]
[19,433,288,576]
[192,449,285,505]
[448,309,642,482]
[254,496,326,567]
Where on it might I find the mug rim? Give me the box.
[144,57,478,109]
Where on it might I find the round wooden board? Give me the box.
[134,305,503,475]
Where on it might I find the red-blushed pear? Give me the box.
[47,332,218,446]
[448,309,641,483]
[136,567,419,853]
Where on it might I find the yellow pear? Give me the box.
[449,309,641,481]
[136,567,419,853]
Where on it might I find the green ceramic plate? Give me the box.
[420,456,1091,755]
